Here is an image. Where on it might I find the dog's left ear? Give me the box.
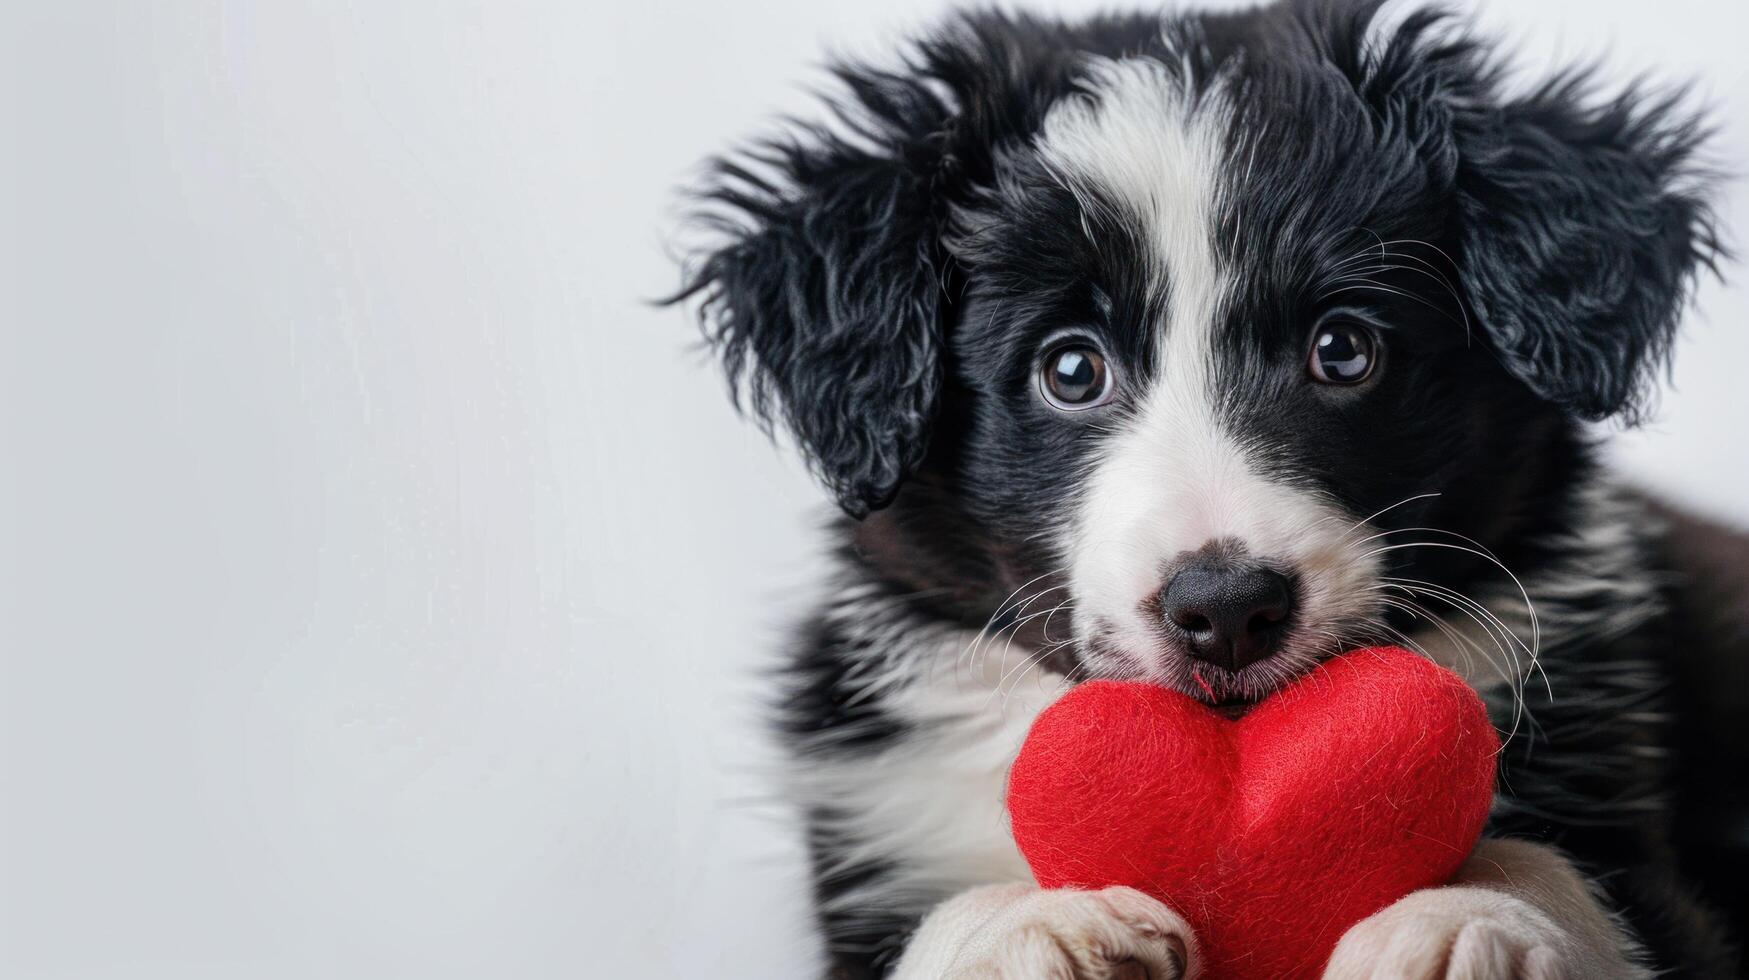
[1453,77,1721,422]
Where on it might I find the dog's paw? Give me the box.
[941,884,1196,979]
[1322,886,1570,980]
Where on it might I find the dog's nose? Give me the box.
[1160,560,1293,672]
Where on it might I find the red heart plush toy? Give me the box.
[1006,646,1497,980]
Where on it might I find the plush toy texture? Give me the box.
[1006,646,1498,980]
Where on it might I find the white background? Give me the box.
[2,1,1745,977]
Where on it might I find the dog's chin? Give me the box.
[1211,701,1256,720]
[1080,633,1309,719]
[1185,663,1268,719]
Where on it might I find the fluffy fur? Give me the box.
[669,1,1746,976]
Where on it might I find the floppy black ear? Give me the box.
[1453,75,1721,422]
[670,70,955,518]
[670,13,1096,516]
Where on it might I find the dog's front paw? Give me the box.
[1323,886,1570,980]
[930,884,1196,979]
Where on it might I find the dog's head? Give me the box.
[673,2,1718,702]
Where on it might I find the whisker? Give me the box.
[1382,581,1531,739]
[1344,491,1443,536]
[1314,236,1473,343]
[987,598,1074,692]
[1357,536,1542,660]
[1319,279,1467,329]
[1385,575,1550,704]
[957,573,1069,681]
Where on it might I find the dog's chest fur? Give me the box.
[792,600,1061,923]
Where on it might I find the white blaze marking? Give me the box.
[1039,57,1379,682]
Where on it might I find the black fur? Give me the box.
[671,12,1162,515]
[670,2,1745,976]
[1455,71,1721,422]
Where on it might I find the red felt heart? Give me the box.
[1006,646,1497,980]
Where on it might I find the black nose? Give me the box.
[1160,560,1294,672]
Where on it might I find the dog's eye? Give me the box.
[1308,323,1377,385]
[1041,345,1113,410]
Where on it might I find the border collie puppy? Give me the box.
[671,2,1747,976]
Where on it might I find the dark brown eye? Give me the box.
[1308,323,1377,385]
[1041,345,1112,410]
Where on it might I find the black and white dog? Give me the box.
[671,2,1748,976]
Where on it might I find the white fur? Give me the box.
[1037,57,1380,692]
[791,591,1064,931]
[894,883,1195,979]
[1325,838,1648,979]
[1037,56,1230,301]
[1327,887,1574,980]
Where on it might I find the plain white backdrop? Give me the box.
[2,1,1745,977]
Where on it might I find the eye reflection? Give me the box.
[1308,323,1377,385]
[1041,345,1113,410]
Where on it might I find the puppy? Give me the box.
[670,1,1748,976]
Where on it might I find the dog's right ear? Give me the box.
[669,15,1079,518]
[671,87,947,519]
